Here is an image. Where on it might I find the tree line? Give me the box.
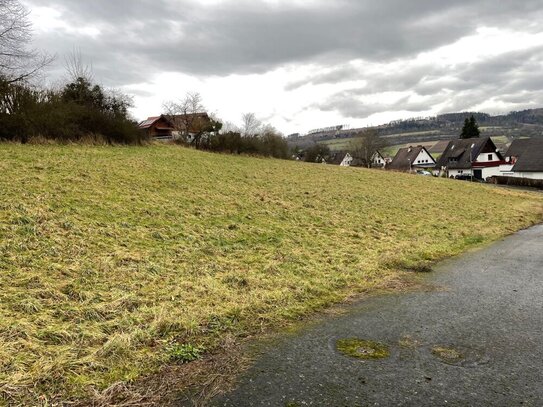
[162,93,290,158]
[299,129,388,167]
[0,0,289,158]
[0,0,143,144]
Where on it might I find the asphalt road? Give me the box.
[210,225,543,407]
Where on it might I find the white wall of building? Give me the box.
[448,169,472,178]
[340,153,353,167]
[499,164,514,176]
[480,166,502,179]
[476,152,500,163]
[513,172,543,180]
[413,150,435,167]
[498,164,543,180]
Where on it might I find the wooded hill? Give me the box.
[290,108,543,150]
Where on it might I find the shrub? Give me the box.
[0,76,145,144]
[205,130,289,159]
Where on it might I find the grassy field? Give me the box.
[381,140,439,158]
[320,138,443,157]
[320,131,443,153]
[318,138,357,151]
[1,144,542,405]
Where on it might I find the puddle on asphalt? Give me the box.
[336,338,390,360]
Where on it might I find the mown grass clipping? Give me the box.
[1,144,542,404]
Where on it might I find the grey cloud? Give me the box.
[26,0,543,82]
[314,44,543,119]
[20,0,543,126]
[285,65,362,91]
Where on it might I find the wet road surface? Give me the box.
[210,225,543,406]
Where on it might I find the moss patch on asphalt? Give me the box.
[432,346,464,363]
[336,338,391,360]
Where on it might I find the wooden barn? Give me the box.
[138,115,175,140]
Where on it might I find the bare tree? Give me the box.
[64,48,94,83]
[241,112,262,136]
[0,0,52,83]
[163,92,214,147]
[221,120,241,134]
[350,129,388,168]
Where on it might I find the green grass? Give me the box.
[318,138,356,151]
[320,137,444,158]
[381,140,441,158]
[1,144,542,404]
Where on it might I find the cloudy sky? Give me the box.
[24,0,543,135]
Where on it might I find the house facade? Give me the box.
[371,150,389,168]
[500,138,543,180]
[436,137,504,180]
[329,152,354,167]
[339,153,354,167]
[387,146,436,172]
[139,113,214,142]
[138,115,175,140]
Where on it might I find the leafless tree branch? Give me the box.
[0,0,54,83]
[64,47,94,83]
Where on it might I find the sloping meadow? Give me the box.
[1,144,542,404]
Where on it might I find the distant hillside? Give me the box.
[289,108,543,150]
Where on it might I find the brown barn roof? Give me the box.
[138,115,174,130]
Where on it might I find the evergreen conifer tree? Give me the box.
[460,115,481,139]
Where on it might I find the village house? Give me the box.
[500,138,543,180]
[138,115,175,140]
[371,150,389,168]
[436,137,504,180]
[329,151,355,167]
[387,146,436,172]
[167,113,213,142]
[139,113,213,141]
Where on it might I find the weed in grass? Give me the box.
[167,343,205,363]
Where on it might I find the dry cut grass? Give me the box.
[0,144,542,405]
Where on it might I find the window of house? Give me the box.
[488,154,493,161]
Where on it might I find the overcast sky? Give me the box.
[24,0,543,135]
